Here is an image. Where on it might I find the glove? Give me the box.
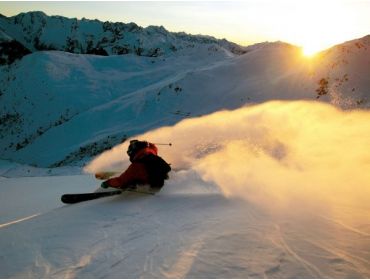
[101,181,110,189]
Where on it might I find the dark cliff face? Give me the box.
[0,40,32,65]
[0,11,247,65]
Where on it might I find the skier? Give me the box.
[100,140,171,191]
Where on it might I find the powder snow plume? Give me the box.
[86,101,370,215]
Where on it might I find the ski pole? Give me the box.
[153,143,172,146]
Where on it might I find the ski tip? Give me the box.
[61,194,72,204]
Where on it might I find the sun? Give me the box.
[301,44,321,57]
[298,30,338,57]
[300,38,333,58]
[269,0,356,59]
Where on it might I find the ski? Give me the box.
[61,188,157,204]
[61,190,122,204]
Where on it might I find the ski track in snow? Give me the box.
[0,213,40,229]
[270,224,324,278]
[317,214,370,237]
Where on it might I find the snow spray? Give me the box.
[86,100,370,216]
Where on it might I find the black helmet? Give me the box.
[127,140,148,159]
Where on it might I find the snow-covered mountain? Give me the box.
[0,11,249,167]
[1,29,370,168]
[0,11,246,65]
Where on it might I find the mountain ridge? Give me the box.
[0,11,247,65]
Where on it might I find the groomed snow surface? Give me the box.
[1,170,369,278]
[1,101,370,278]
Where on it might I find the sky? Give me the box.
[1,0,370,54]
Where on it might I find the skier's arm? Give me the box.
[103,163,149,189]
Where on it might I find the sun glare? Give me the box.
[263,0,360,58]
[302,45,320,57]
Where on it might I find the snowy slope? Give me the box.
[2,183,368,278]
[0,46,234,167]
[1,35,370,167]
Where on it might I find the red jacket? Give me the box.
[105,144,158,189]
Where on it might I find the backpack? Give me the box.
[138,154,171,189]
